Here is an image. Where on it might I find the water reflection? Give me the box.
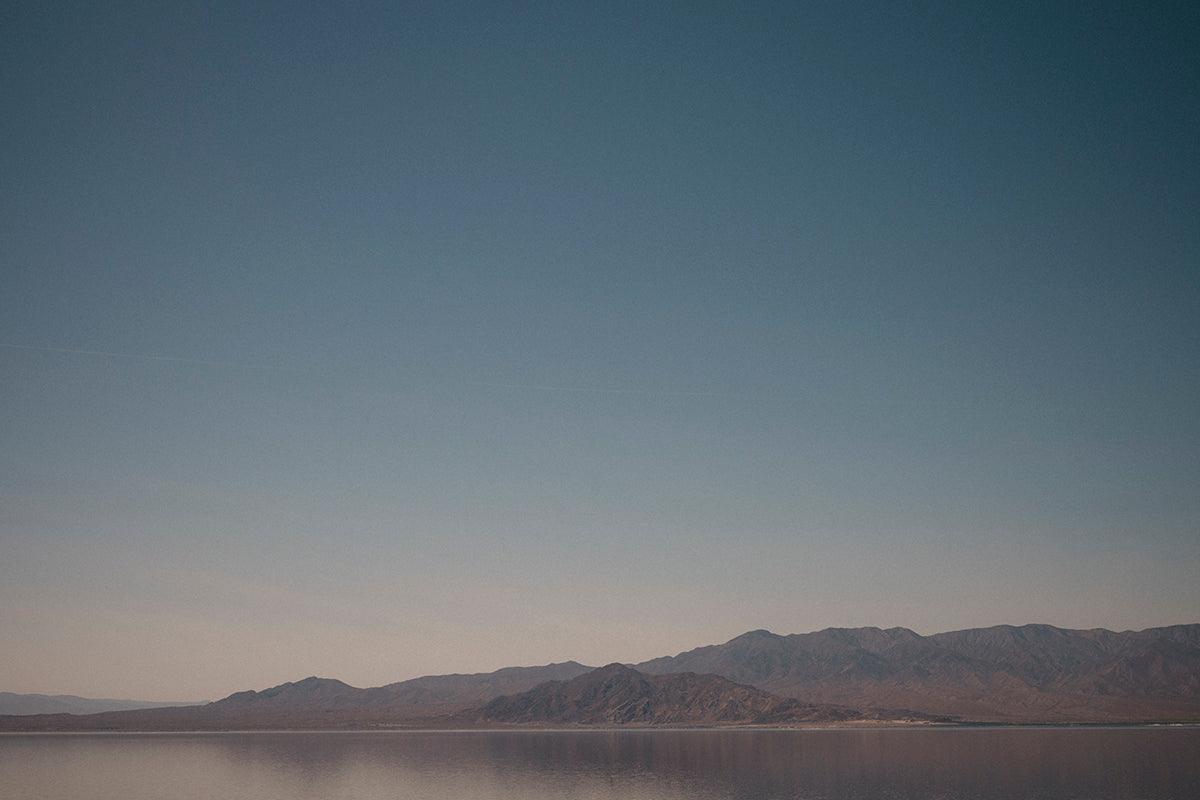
[2,728,1198,800]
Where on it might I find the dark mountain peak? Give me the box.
[260,676,352,695]
[984,623,1066,637]
[786,626,922,655]
[729,629,780,643]
[567,663,653,695]
[812,625,914,638]
[470,665,857,726]
[805,627,874,643]
[210,676,362,710]
[295,676,346,688]
[883,626,921,639]
[215,690,256,705]
[594,662,639,674]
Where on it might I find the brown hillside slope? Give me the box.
[636,624,1200,722]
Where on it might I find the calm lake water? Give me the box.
[2,728,1198,799]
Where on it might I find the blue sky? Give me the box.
[1,2,1197,699]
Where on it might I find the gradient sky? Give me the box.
[2,2,1197,701]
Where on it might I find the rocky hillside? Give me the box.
[636,624,1200,722]
[469,663,862,725]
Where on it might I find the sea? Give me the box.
[1,726,1197,799]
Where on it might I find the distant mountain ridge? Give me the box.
[469,663,844,725]
[200,661,595,720]
[2,623,1197,729]
[635,623,1200,722]
[0,662,597,731]
[0,692,201,716]
[378,661,593,710]
[466,663,934,726]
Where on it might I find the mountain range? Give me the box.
[0,662,598,731]
[466,663,867,726]
[0,692,201,716]
[2,623,1196,730]
[635,623,1200,722]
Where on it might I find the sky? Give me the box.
[1,1,1197,701]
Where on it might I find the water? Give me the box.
[2,728,1197,799]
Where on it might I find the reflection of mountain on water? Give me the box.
[182,729,1199,800]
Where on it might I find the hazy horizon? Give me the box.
[2,2,1197,702]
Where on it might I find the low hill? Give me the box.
[0,692,201,716]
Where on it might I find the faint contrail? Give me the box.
[0,342,297,372]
